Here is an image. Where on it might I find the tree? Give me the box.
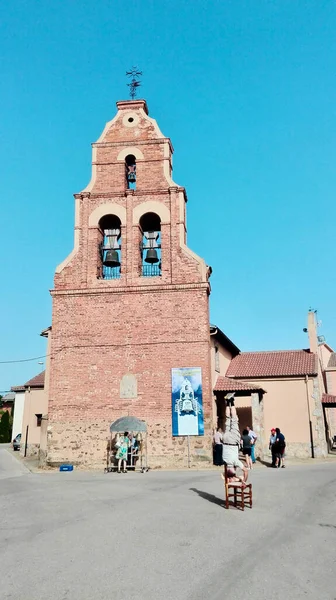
[0,410,11,443]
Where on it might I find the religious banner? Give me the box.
[171,367,204,436]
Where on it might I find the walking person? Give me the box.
[247,426,257,464]
[273,427,286,468]
[213,427,223,466]
[116,431,130,473]
[222,394,249,484]
[241,429,253,470]
[269,428,277,467]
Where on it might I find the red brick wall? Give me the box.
[47,100,212,468]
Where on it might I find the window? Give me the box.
[98,215,121,280]
[139,212,161,277]
[36,414,42,427]
[215,346,220,373]
[125,154,136,190]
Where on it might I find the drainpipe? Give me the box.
[305,375,315,459]
[210,327,219,430]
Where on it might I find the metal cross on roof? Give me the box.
[126,66,142,99]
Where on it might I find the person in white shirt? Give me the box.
[269,428,277,467]
[213,427,223,466]
[247,426,257,464]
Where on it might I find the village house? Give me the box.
[15,371,47,457]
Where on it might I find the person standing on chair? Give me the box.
[222,394,248,484]
[247,425,257,464]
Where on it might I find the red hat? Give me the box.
[271,428,276,432]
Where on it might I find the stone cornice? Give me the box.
[51,282,209,297]
[74,186,185,200]
[92,138,173,153]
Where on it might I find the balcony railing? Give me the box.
[102,266,121,280]
[141,264,161,277]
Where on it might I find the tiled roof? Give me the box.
[2,392,15,402]
[226,350,317,378]
[24,371,45,388]
[327,353,336,368]
[11,385,26,392]
[213,376,265,393]
[322,393,336,405]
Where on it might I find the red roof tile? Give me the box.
[213,376,265,393]
[226,350,317,378]
[327,353,336,368]
[24,371,45,388]
[322,393,336,405]
[11,385,26,392]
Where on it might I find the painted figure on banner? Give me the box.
[172,368,204,436]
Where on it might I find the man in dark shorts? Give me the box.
[273,427,286,468]
[241,428,253,470]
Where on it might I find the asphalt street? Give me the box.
[0,445,335,600]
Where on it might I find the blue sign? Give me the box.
[172,367,204,436]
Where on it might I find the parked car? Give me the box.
[13,433,21,451]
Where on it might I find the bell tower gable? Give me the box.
[82,99,177,195]
[53,100,209,291]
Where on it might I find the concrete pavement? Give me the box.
[0,444,30,479]
[0,445,335,600]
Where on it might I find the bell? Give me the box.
[103,249,120,268]
[145,248,159,264]
[127,172,136,183]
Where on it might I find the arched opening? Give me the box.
[125,154,136,190]
[139,212,161,277]
[98,214,121,280]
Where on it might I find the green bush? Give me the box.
[0,410,11,443]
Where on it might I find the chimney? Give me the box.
[307,310,318,354]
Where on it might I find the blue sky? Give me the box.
[0,1,335,391]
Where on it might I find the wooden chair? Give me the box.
[222,463,252,511]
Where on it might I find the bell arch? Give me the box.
[98,214,122,280]
[139,212,161,277]
[133,201,170,225]
[117,147,144,161]
[125,154,137,190]
[89,203,126,227]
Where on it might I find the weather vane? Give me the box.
[126,66,142,99]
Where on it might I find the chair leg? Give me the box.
[250,486,253,508]
[241,488,245,511]
[225,484,229,509]
[234,487,237,507]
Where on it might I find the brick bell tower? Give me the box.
[47,99,213,468]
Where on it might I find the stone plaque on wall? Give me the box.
[120,374,137,399]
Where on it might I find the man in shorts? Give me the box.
[222,393,248,485]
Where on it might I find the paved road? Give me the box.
[0,446,335,600]
[0,444,29,480]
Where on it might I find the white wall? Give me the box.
[12,391,25,441]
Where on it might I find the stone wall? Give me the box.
[47,417,213,470]
[21,443,40,458]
